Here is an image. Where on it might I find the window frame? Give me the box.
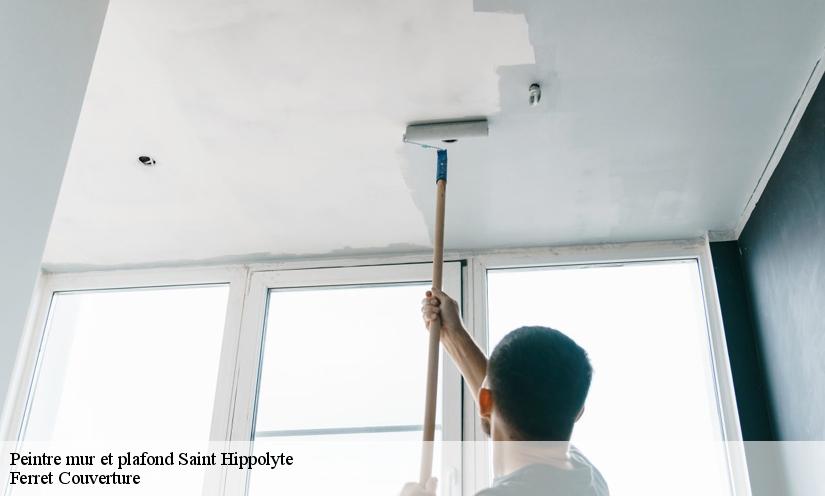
[465,239,750,496]
[2,266,249,446]
[2,237,750,496]
[225,262,463,496]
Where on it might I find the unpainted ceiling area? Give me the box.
[44,0,825,269]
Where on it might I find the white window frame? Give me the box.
[2,237,750,496]
[220,262,464,496]
[463,238,751,496]
[1,265,249,447]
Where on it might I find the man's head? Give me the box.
[479,326,592,441]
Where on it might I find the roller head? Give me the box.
[403,118,488,146]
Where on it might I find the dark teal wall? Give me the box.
[737,72,825,440]
[712,75,825,442]
[709,241,775,440]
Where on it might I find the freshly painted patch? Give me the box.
[44,0,825,267]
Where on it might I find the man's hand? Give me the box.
[420,288,488,404]
[399,477,437,496]
[421,288,463,335]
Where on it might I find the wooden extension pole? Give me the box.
[419,149,448,485]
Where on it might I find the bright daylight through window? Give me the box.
[22,285,229,442]
[487,261,733,495]
[249,283,443,495]
[8,258,742,495]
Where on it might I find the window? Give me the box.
[255,284,439,435]
[486,260,732,495]
[241,264,462,495]
[8,242,746,496]
[22,285,229,442]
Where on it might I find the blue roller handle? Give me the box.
[436,149,447,182]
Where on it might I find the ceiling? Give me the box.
[44,0,825,269]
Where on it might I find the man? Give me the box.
[401,289,608,495]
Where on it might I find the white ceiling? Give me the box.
[44,0,825,269]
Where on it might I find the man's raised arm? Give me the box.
[421,288,488,402]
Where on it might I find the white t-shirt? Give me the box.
[476,447,609,496]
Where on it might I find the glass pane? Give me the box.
[255,283,440,432]
[251,282,442,496]
[249,431,440,495]
[487,261,731,494]
[23,285,229,442]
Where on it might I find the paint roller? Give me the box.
[403,118,488,485]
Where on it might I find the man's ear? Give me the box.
[575,405,585,422]
[479,388,493,418]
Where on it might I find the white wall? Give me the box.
[0,0,108,439]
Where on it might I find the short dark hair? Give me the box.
[487,326,592,441]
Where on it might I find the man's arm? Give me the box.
[422,289,488,402]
